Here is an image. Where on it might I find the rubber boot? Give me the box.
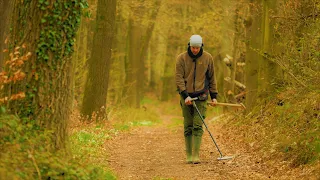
[193,136,202,164]
[185,136,193,164]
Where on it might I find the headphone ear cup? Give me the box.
[188,42,190,46]
[202,43,204,47]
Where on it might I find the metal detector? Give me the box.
[191,98,233,160]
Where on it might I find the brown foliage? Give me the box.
[0,46,31,105]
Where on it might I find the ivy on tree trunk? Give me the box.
[3,0,88,150]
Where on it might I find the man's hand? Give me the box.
[184,96,193,105]
[211,98,218,106]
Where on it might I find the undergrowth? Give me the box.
[0,114,115,179]
[231,87,320,167]
[69,123,116,180]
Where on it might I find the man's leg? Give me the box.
[192,100,206,164]
[180,97,194,163]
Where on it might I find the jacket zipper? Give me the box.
[193,59,197,92]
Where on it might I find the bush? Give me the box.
[231,87,320,166]
[0,113,115,179]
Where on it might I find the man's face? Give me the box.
[190,46,201,55]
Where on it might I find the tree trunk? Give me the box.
[220,0,235,103]
[0,0,13,69]
[3,0,86,150]
[149,29,166,97]
[161,31,176,101]
[81,0,116,120]
[245,0,263,112]
[138,0,161,100]
[124,1,146,108]
[73,16,89,108]
[214,52,227,103]
[108,7,127,105]
[148,35,157,91]
[261,0,278,93]
[126,18,143,108]
[229,6,240,103]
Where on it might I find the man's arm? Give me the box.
[175,54,189,99]
[208,55,218,100]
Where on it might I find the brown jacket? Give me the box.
[175,50,217,99]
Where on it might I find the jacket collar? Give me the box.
[187,46,203,61]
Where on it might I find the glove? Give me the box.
[211,98,218,106]
[184,96,193,105]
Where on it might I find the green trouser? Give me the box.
[180,96,206,137]
[180,96,206,163]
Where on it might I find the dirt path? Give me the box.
[106,109,319,180]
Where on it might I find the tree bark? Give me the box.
[0,0,13,69]
[126,17,143,108]
[261,0,278,93]
[138,0,161,100]
[214,52,227,103]
[229,6,240,103]
[245,0,263,112]
[3,0,86,150]
[81,0,116,119]
[73,16,89,108]
[123,0,147,108]
[108,6,127,105]
[161,30,176,101]
[220,0,235,103]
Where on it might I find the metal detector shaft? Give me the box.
[207,102,246,109]
[192,101,224,158]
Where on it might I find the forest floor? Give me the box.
[104,101,319,180]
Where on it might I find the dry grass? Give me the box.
[226,87,320,167]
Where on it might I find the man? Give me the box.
[175,34,218,164]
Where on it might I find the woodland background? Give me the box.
[0,0,319,179]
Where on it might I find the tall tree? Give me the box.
[73,0,98,108]
[159,1,190,101]
[81,0,117,119]
[126,17,143,108]
[244,0,263,111]
[108,1,128,105]
[161,30,177,101]
[123,0,146,108]
[73,16,89,108]
[138,0,161,101]
[2,0,87,149]
[260,0,278,93]
[228,5,241,103]
[0,1,13,69]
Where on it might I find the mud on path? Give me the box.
[106,108,319,180]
